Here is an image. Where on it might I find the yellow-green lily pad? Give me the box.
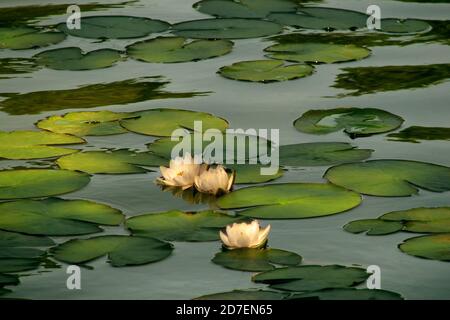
[399,234,450,261]
[0,26,65,50]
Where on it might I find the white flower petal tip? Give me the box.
[194,165,235,196]
[219,220,271,250]
[156,154,203,189]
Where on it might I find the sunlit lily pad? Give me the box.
[0,169,90,200]
[325,160,450,197]
[195,289,287,300]
[126,210,241,241]
[252,265,368,291]
[57,15,170,39]
[212,248,302,271]
[127,37,233,63]
[294,107,404,138]
[265,43,370,64]
[172,18,283,39]
[217,183,361,219]
[399,234,450,261]
[380,18,431,34]
[382,207,450,233]
[387,126,450,143]
[51,235,173,267]
[218,60,314,83]
[279,142,373,166]
[344,219,403,235]
[34,47,122,71]
[0,198,123,236]
[291,288,403,300]
[0,130,84,160]
[0,26,65,50]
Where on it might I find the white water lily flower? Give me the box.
[220,220,271,250]
[157,153,205,190]
[194,165,234,195]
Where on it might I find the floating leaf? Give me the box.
[172,18,283,39]
[399,234,450,261]
[212,248,302,271]
[382,207,450,233]
[291,288,403,300]
[0,169,90,200]
[0,248,45,259]
[51,235,173,267]
[0,273,19,286]
[218,60,314,83]
[387,126,450,143]
[0,258,42,273]
[0,230,54,247]
[265,43,370,64]
[294,107,404,138]
[127,37,233,63]
[0,58,39,77]
[344,219,403,235]
[126,210,241,242]
[279,142,373,166]
[228,164,283,184]
[325,160,450,197]
[217,183,361,219]
[57,15,170,39]
[0,26,65,50]
[195,289,287,300]
[380,19,431,34]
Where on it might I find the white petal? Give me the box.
[219,231,232,248]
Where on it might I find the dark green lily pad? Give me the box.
[127,37,233,63]
[0,169,90,200]
[56,150,166,174]
[51,235,173,267]
[0,26,65,50]
[0,273,19,286]
[34,47,122,71]
[294,107,404,138]
[212,248,302,271]
[382,207,450,233]
[217,183,361,219]
[253,265,369,292]
[344,219,403,235]
[325,160,450,197]
[280,142,373,166]
[0,130,84,160]
[291,288,403,300]
[0,198,123,236]
[0,288,11,296]
[387,126,450,143]
[228,164,284,184]
[265,43,370,64]
[0,247,46,259]
[0,230,54,247]
[172,18,283,39]
[195,289,287,300]
[126,210,241,242]
[380,19,431,34]
[218,60,314,83]
[399,234,450,261]
[57,15,170,39]
[0,258,42,274]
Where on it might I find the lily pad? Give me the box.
[34,47,122,71]
[344,219,403,235]
[217,183,361,219]
[382,207,450,233]
[120,108,229,136]
[36,111,135,136]
[294,107,404,138]
[279,142,373,166]
[0,26,65,50]
[0,58,39,76]
[57,15,170,39]
[0,130,84,160]
[399,234,450,261]
[0,169,90,200]
[0,273,19,286]
[380,19,431,34]
[218,60,314,83]
[0,258,42,273]
[265,43,370,64]
[252,265,369,292]
[0,230,54,247]
[127,37,233,63]
[212,248,302,271]
[51,235,173,267]
[387,126,450,143]
[56,150,166,174]
[0,198,124,236]
[195,289,287,300]
[228,164,284,184]
[325,160,450,197]
[126,210,241,242]
[291,288,403,300]
[172,18,283,39]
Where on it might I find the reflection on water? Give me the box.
[0,58,38,79]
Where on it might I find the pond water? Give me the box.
[0,0,449,299]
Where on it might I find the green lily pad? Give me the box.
[0,169,90,200]
[381,207,450,233]
[387,126,450,143]
[57,15,170,39]
[291,288,403,300]
[0,247,46,259]
[252,265,369,292]
[51,235,173,267]
[127,37,233,63]
[399,234,450,261]
[218,60,314,83]
[0,273,19,286]
[0,198,123,236]
[217,183,361,219]
[126,210,241,242]
[0,288,11,296]
[195,289,287,300]
[344,219,404,235]
[56,150,166,174]
[212,248,302,271]
[34,47,122,71]
[265,43,370,64]
[325,160,450,197]
[0,26,65,50]
[36,111,135,136]
[193,0,297,18]
[0,58,39,76]
[294,107,404,138]
[172,18,283,39]
[380,19,431,34]
[228,164,284,184]
[0,230,54,247]
[120,108,228,136]
[0,258,42,273]
[279,142,373,166]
